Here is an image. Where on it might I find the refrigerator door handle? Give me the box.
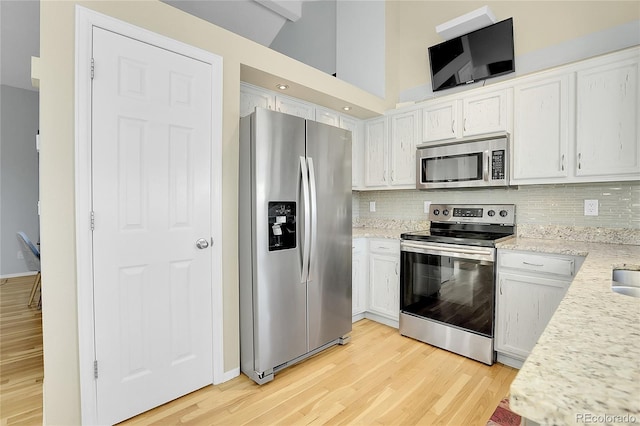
[300,156,311,283]
[307,157,317,283]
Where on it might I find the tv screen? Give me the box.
[428,18,514,92]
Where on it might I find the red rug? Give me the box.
[487,396,522,426]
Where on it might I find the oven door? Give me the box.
[400,241,496,337]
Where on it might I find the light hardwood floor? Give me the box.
[0,275,43,425]
[0,276,517,425]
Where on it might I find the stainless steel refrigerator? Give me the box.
[239,107,352,385]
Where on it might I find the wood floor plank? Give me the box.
[0,277,43,426]
[1,275,517,425]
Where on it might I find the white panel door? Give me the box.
[91,27,214,425]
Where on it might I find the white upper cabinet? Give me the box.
[462,88,511,137]
[422,88,511,144]
[576,51,640,179]
[509,47,639,185]
[339,115,363,189]
[315,107,341,127]
[422,100,459,142]
[364,117,388,187]
[240,84,275,117]
[512,72,573,183]
[363,109,420,189]
[389,109,420,186]
[275,95,315,119]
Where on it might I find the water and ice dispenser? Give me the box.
[268,202,296,251]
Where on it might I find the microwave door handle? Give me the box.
[483,150,490,181]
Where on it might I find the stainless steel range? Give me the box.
[399,204,515,365]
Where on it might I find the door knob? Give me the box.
[196,238,210,249]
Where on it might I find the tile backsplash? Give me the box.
[353,182,640,229]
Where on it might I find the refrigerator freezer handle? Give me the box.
[300,156,311,283]
[307,157,317,283]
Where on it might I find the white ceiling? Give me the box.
[0,0,307,91]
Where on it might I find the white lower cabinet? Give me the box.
[352,238,368,319]
[495,250,584,367]
[367,239,400,323]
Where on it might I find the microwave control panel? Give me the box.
[491,150,505,180]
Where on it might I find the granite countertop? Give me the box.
[499,237,640,424]
[352,218,429,240]
[352,227,405,239]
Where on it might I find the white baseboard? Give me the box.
[219,367,240,383]
[352,312,366,323]
[0,271,37,279]
[364,312,399,329]
[496,352,524,369]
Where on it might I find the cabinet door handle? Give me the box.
[523,261,544,267]
[391,170,394,182]
[395,263,398,275]
[578,153,582,170]
[383,171,387,182]
[561,154,565,171]
[451,120,455,134]
[463,118,467,132]
[499,279,502,295]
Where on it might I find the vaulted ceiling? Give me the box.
[0,0,311,91]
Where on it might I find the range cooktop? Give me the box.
[401,204,516,248]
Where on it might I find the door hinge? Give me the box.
[91,58,95,80]
[90,211,95,231]
[94,360,98,379]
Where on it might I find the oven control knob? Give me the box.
[488,210,496,217]
[442,209,449,216]
[499,210,509,217]
[433,209,440,215]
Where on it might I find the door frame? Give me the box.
[74,6,224,424]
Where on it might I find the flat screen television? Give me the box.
[428,18,514,92]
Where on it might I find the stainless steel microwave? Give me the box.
[416,133,509,189]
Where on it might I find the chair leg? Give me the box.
[28,272,41,307]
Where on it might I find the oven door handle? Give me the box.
[401,241,494,261]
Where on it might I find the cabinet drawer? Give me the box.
[499,251,575,277]
[352,238,367,253]
[369,239,400,255]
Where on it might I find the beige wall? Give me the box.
[38,0,639,424]
[386,0,640,103]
